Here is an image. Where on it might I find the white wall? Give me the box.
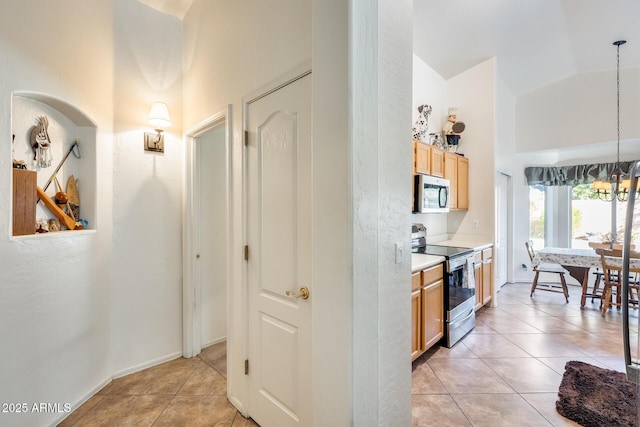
[352,0,413,425]
[0,1,114,426]
[411,56,498,242]
[412,54,447,137]
[446,58,496,239]
[495,62,517,284]
[110,0,184,376]
[0,2,187,425]
[412,55,448,237]
[182,0,312,414]
[311,1,351,424]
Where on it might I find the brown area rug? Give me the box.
[557,360,638,427]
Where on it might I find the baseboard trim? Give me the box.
[228,393,246,417]
[49,376,112,427]
[202,336,227,349]
[49,351,186,426]
[113,351,184,379]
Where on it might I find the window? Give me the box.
[569,183,637,249]
[570,184,613,248]
[529,185,545,249]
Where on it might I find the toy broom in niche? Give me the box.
[36,140,83,230]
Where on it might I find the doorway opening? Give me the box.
[497,171,512,287]
[183,107,232,372]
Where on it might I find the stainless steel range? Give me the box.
[412,224,476,347]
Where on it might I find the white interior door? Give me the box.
[197,124,228,347]
[496,172,510,286]
[246,73,311,427]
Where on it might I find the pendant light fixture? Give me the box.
[592,40,638,202]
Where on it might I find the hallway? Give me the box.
[58,342,258,426]
[59,282,636,426]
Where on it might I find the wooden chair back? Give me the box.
[596,248,640,308]
[596,248,640,272]
[525,241,536,263]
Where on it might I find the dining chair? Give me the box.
[596,248,640,316]
[590,269,607,303]
[590,243,636,303]
[525,241,569,302]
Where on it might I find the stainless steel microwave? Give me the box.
[413,175,450,213]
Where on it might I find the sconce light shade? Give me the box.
[148,102,171,128]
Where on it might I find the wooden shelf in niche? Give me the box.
[11,92,97,236]
[12,169,37,236]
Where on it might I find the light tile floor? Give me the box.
[60,282,639,426]
[412,282,639,427]
[58,341,258,426]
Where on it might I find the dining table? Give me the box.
[532,247,640,309]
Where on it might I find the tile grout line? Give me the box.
[492,323,557,427]
[414,283,629,425]
[150,361,201,426]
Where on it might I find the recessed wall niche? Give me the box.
[11,93,97,236]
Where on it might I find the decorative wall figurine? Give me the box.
[48,219,60,232]
[36,219,49,233]
[429,133,445,149]
[30,116,53,168]
[442,107,457,135]
[412,104,432,142]
[441,107,466,152]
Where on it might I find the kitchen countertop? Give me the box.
[432,235,493,252]
[411,254,445,272]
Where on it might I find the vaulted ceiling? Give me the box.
[137,0,193,20]
[413,0,640,95]
[140,0,640,96]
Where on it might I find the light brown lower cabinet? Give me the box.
[411,287,422,360]
[411,263,444,361]
[474,245,494,310]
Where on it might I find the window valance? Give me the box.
[524,161,637,186]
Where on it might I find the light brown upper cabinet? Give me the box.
[413,140,445,178]
[443,152,469,210]
[413,140,431,175]
[429,146,444,178]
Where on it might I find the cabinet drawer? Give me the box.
[473,251,482,263]
[423,264,443,285]
[412,272,422,291]
[482,247,493,260]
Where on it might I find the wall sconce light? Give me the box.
[144,102,171,153]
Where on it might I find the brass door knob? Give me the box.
[286,286,310,300]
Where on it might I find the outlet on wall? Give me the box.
[395,242,403,264]
[472,219,479,229]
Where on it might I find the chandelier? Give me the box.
[592,40,638,202]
